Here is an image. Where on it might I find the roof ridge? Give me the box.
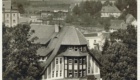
[74,27,80,45]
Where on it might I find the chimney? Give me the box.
[55,24,59,32]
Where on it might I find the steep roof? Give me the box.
[110,20,127,30]
[101,5,121,13]
[29,24,56,44]
[126,14,136,24]
[61,27,88,45]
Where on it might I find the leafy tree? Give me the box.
[3,24,42,80]
[101,25,137,80]
[115,0,137,18]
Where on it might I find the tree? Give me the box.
[101,25,137,80]
[3,24,42,80]
[115,0,137,18]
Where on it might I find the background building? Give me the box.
[2,0,20,27]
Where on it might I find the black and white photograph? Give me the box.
[2,0,137,80]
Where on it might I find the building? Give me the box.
[125,14,137,27]
[3,0,11,10]
[84,32,110,51]
[3,9,20,27]
[109,20,127,32]
[99,0,117,4]
[2,0,20,27]
[30,24,102,80]
[101,5,121,18]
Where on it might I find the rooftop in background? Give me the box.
[29,24,55,44]
[101,5,121,13]
[126,14,136,24]
[84,33,98,37]
[110,20,127,30]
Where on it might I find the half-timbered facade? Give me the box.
[30,24,102,80]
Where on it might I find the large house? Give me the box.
[2,0,20,27]
[101,5,121,18]
[30,24,102,80]
[109,20,127,32]
[84,32,110,51]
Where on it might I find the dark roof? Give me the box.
[58,50,88,57]
[37,47,54,56]
[110,20,127,30]
[84,33,98,37]
[61,27,88,45]
[101,5,121,13]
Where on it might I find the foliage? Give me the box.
[101,25,137,80]
[115,0,137,18]
[3,24,42,80]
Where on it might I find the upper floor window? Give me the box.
[7,14,9,17]
[6,20,9,23]
[56,58,58,64]
[60,58,62,64]
[13,20,15,23]
[13,14,15,17]
[68,59,72,64]
[94,40,96,44]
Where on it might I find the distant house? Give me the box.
[30,24,102,80]
[2,0,20,27]
[109,20,127,32]
[99,0,117,4]
[126,14,137,27]
[101,5,121,18]
[3,0,11,10]
[84,32,110,51]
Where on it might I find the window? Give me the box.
[68,59,72,64]
[60,58,62,64]
[79,70,82,77]
[94,40,96,44]
[88,67,90,73]
[83,58,86,64]
[6,20,9,23]
[52,71,54,77]
[13,14,15,17]
[79,59,82,64]
[74,70,78,77]
[13,20,15,23]
[56,58,58,64]
[68,70,72,77]
[7,14,9,17]
[60,70,62,76]
[83,70,86,77]
[74,47,78,51]
[65,58,67,64]
[56,71,58,77]
[74,59,78,63]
